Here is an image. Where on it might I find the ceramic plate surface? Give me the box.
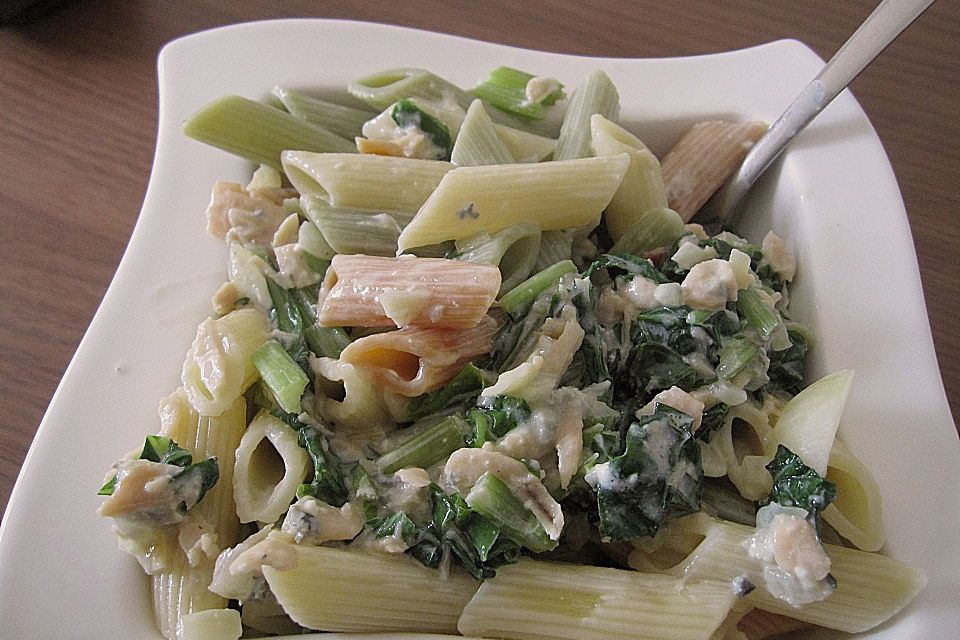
[1,19,957,639]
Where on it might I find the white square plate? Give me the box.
[1,19,957,639]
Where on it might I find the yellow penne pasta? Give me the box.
[281,151,453,214]
[627,514,926,634]
[590,114,668,241]
[310,355,396,433]
[318,254,501,329]
[661,120,767,221]
[396,154,630,251]
[458,559,736,640]
[152,396,248,638]
[822,438,885,551]
[339,315,498,396]
[180,307,271,417]
[262,543,479,633]
[233,412,311,524]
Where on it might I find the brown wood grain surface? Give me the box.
[1,0,957,516]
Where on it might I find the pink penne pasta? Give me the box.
[318,254,501,329]
[660,120,767,222]
[338,315,498,397]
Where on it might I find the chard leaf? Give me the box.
[296,424,349,506]
[466,515,501,562]
[626,343,701,394]
[373,511,418,544]
[170,457,220,516]
[99,435,194,496]
[585,254,670,284]
[141,435,193,467]
[402,484,523,579]
[764,444,836,517]
[694,403,729,442]
[595,406,702,540]
[764,325,811,396]
[408,364,492,422]
[466,396,531,447]
[431,483,471,530]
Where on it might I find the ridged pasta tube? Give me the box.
[318,254,501,329]
[180,308,271,417]
[348,67,473,111]
[627,514,926,633]
[589,114,668,241]
[281,151,453,214]
[262,543,479,633]
[152,395,247,638]
[396,154,630,252]
[553,69,620,161]
[454,222,542,294]
[233,412,310,524]
[660,120,767,221]
[458,559,736,640]
[451,99,514,166]
[822,438,885,551]
[338,315,498,396]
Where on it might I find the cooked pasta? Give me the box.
[98,64,923,640]
[318,254,501,329]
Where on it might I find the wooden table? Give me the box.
[1,0,957,516]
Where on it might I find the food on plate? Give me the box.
[98,65,924,640]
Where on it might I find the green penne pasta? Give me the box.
[272,86,376,140]
[451,100,514,166]
[182,95,356,169]
[553,70,619,161]
[348,67,473,111]
[301,195,410,256]
[455,222,542,293]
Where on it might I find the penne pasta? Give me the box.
[317,254,501,329]
[233,412,311,524]
[152,395,248,638]
[628,514,926,634]
[301,194,411,257]
[339,315,498,397]
[660,120,767,221]
[590,114,670,241]
[262,543,479,633]
[454,222,542,294]
[348,67,473,111]
[493,124,557,163]
[397,154,630,251]
[180,308,271,417]
[271,86,376,140]
[822,438,885,551]
[182,95,356,170]
[281,151,453,214]
[452,99,515,166]
[553,69,620,161]
[458,558,736,640]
